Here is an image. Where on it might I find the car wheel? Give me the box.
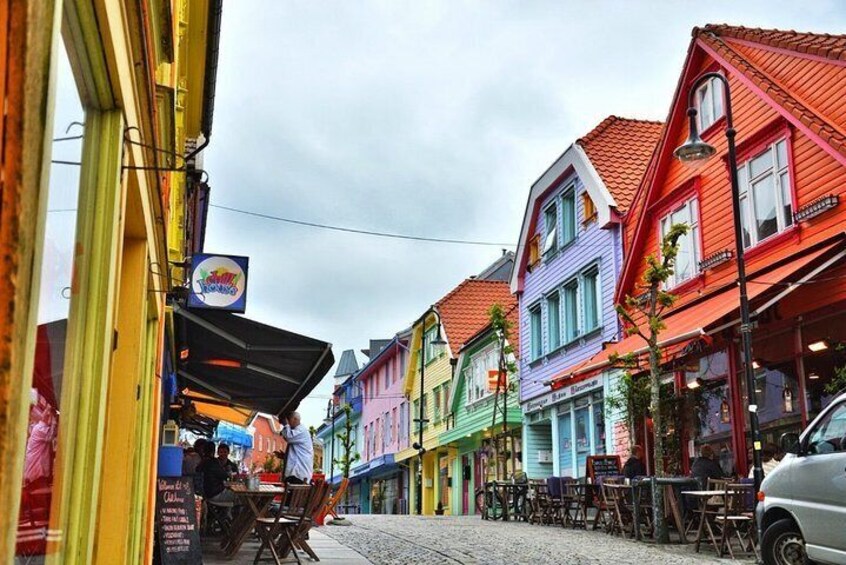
[762,518,809,565]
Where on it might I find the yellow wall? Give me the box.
[397,313,454,514]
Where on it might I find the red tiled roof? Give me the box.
[576,116,664,213]
[436,279,516,355]
[701,24,846,62]
[457,302,521,358]
[697,24,846,158]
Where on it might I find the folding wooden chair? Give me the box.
[286,481,332,562]
[254,484,313,565]
[317,478,349,523]
[716,483,758,560]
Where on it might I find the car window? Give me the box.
[806,401,846,455]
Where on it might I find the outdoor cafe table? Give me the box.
[608,477,697,542]
[221,483,285,558]
[681,489,727,554]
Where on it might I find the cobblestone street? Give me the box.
[321,515,752,565]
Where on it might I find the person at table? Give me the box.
[622,444,647,479]
[748,443,779,478]
[198,442,236,503]
[182,437,206,476]
[276,412,313,485]
[216,443,239,475]
[691,444,724,488]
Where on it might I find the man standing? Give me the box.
[278,412,314,485]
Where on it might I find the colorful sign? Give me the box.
[487,369,506,391]
[188,253,249,312]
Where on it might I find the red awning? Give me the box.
[548,240,846,390]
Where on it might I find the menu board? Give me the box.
[586,455,621,482]
[156,477,202,564]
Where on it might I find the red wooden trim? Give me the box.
[616,45,710,304]
[729,117,791,163]
[664,273,705,296]
[794,325,808,429]
[742,225,800,262]
[696,37,846,169]
[724,36,846,69]
[649,176,701,217]
[700,115,727,142]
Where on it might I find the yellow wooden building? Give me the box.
[0,1,221,563]
[396,278,514,515]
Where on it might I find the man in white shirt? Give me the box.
[278,412,314,485]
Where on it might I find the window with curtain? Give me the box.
[660,197,700,288]
[695,75,725,131]
[737,138,792,247]
[543,204,558,257]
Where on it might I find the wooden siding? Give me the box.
[440,333,521,445]
[623,50,846,310]
[523,419,554,479]
[519,172,623,403]
[360,344,410,461]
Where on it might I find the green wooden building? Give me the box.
[438,310,522,516]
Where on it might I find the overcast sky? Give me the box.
[203,1,846,429]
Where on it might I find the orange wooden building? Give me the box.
[549,25,846,477]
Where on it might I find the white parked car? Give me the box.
[757,391,846,565]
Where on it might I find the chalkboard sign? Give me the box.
[156,477,202,564]
[586,455,621,482]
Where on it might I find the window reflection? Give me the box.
[17,42,83,559]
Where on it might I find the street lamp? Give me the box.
[324,398,336,487]
[412,307,446,515]
[673,71,764,493]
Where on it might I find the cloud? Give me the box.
[203,1,845,428]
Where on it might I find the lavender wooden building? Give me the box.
[510,117,662,478]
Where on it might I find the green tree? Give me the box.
[488,303,518,480]
[333,403,360,504]
[611,223,688,544]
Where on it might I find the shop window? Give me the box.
[801,314,846,421]
[660,197,700,288]
[18,42,84,559]
[736,138,792,248]
[694,75,725,131]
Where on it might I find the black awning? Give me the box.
[174,304,334,417]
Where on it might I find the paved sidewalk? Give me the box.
[202,527,372,564]
[321,514,753,564]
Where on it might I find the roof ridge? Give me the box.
[433,277,508,309]
[698,31,846,154]
[700,24,846,62]
[577,115,664,146]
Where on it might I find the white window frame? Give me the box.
[582,265,601,333]
[659,197,701,289]
[695,75,724,132]
[562,278,580,343]
[547,290,561,351]
[529,304,543,360]
[737,138,793,248]
[561,186,577,245]
[465,345,500,407]
[542,203,558,257]
[424,325,441,361]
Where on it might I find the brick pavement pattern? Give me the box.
[321,515,750,564]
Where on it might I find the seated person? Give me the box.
[622,444,647,479]
[198,442,235,504]
[216,443,239,475]
[749,444,780,477]
[691,444,724,488]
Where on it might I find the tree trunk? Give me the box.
[649,343,668,543]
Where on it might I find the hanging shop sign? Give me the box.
[188,253,249,312]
